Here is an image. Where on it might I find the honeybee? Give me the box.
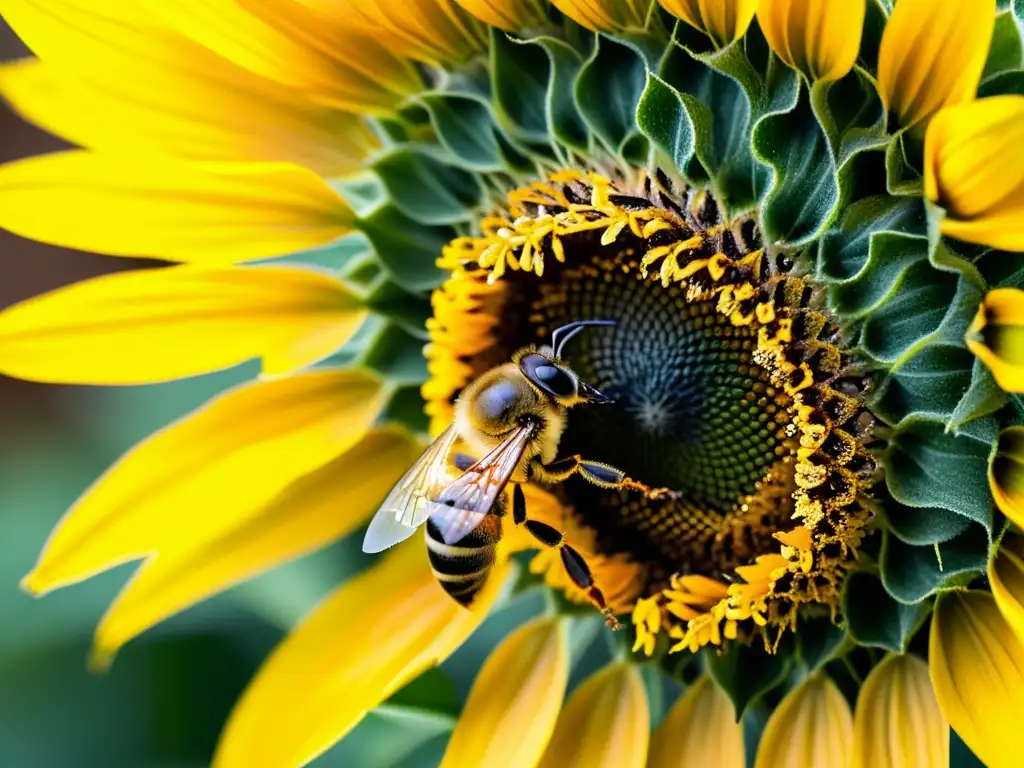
[362,320,637,629]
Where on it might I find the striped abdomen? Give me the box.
[425,514,501,607]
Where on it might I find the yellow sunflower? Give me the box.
[4,0,1024,765]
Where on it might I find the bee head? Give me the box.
[517,352,613,407]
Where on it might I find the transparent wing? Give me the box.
[430,423,536,545]
[362,426,458,553]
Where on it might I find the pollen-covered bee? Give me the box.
[362,320,637,629]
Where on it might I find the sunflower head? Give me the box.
[3,0,1024,766]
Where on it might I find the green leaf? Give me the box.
[659,42,771,210]
[949,359,1010,431]
[364,279,431,341]
[270,232,374,271]
[358,204,450,292]
[418,93,508,173]
[794,616,847,672]
[575,34,648,157]
[881,494,973,546]
[358,322,429,385]
[842,571,929,652]
[636,74,696,176]
[860,260,959,363]
[884,419,994,532]
[978,68,1024,97]
[810,68,884,158]
[858,0,889,74]
[519,35,590,153]
[381,385,429,436]
[976,249,1024,288]
[828,231,928,318]
[871,343,973,424]
[983,11,1024,80]
[885,133,923,196]
[490,28,551,143]
[880,525,989,604]
[372,150,482,226]
[754,82,839,244]
[817,195,926,284]
[383,666,460,718]
[704,637,794,718]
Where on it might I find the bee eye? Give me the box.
[521,354,578,399]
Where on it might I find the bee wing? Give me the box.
[430,423,537,545]
[362,426,458,553]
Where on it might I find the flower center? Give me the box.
[426,169,878,651]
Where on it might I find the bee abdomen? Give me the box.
[425,518,496,607]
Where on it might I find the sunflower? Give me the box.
[3,0,1024,765]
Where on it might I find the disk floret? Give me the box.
[426,168,878,656]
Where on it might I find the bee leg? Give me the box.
[521,518,623,631]
[532,456,653,493]
[512,483,527,526]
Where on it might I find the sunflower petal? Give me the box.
[453,0,547,31]
[990,426,1024,530]
[549,0,654,33]
[877,0,995,130]
[754,673,853,768]
[851,654,948,768]
[0,152,355,262]
[929,590,1024,768]
[757,0,865,82]
[319,0,488,65]
[0,50,373,175]
[538,662,649,768]
[990,534,1024,645]
[440,617,568,768]
[145,0,422,111]
[0,265,366,384]
[214,542,508,768]
[660,0,757,48]
[91,428,418,666]
[964,289,1024,390]
[21,369,385,595]
[648,675,744,768]
[925,98,1024,251]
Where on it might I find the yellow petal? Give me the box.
[754,673,853,768]
[549,0,655,32]
[538,662,649,768]
[320,0,488,64]
[440,617,568,768]
[851,654,948,768]
[877,0,995,130]
[929,590,1024,768]
[756,0,865,82]
[0,152,354,262]
[453,0,547,30]
[4,0,420,114]
[964,289,1024,391]
[21,369,385,595]
[648,675,744,768]
[660,0,757,48]
[91,427,418,666]
[990,533,1024,645]
[0,51,373,176]
[0,265,366,385]
[924,97,1024,250]
[214,542,509,768]
[989,426,1024,529]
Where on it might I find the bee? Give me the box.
[362,320,639,629]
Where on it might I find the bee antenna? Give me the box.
[551,319,616,359]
